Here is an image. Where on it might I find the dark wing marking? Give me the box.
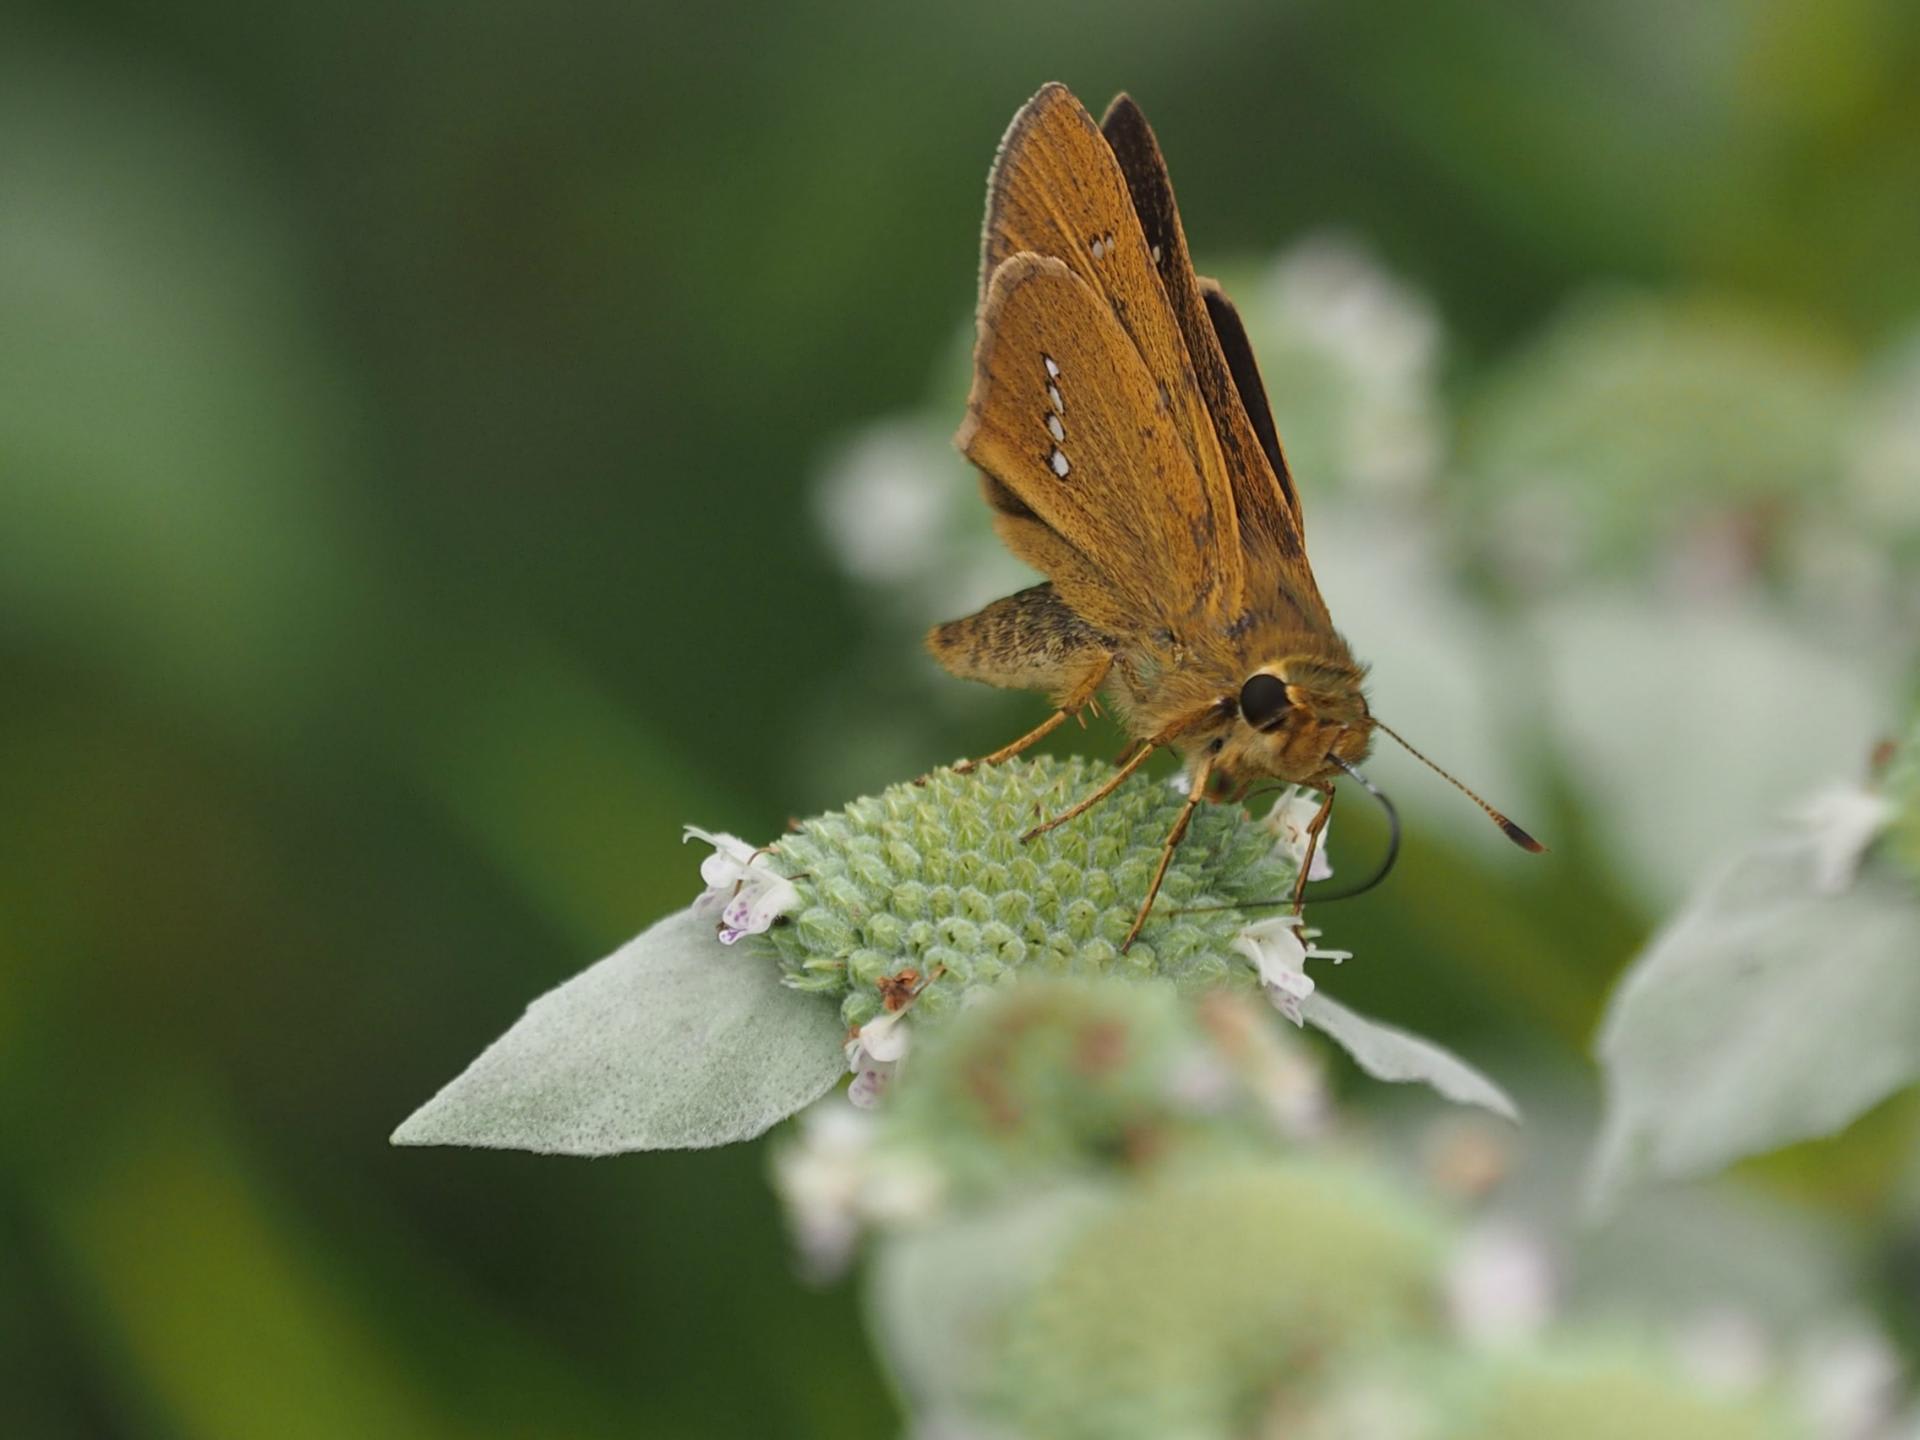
[1099,93,1305,561]
[1198,277,1286,489]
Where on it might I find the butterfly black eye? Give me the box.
[1238,673,1291,730]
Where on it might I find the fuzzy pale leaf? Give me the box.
[1588,841,1920,1213]
[392,906,846,1155]
[1302,993,1519,1121]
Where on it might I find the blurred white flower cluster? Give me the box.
[1241,233,1447,502]
[793,231,1920,1439]
[772,982,1917,1439]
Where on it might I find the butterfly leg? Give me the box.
[1021,701,1222,841]
[1289,784,1337,915]
[927,583,1115,774]
[1019,739,1159,841]
[953,655,1112,773]
[1121,744,1220,952]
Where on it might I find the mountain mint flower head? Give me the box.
[703,756,1312,1045]
[685,826,802,943]
[874,977,1332,1204]
[988,1159,1441,1439]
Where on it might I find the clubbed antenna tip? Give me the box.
[1373,718,1547,856]
[1499,817,1547,854]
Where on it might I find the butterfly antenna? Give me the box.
[1373,718,1546,853]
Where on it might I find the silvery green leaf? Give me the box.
[1588,842,1920,1215]
[392,906,846,1154]
[1301,993,1519,1121]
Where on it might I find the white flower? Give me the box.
[684,826,802,943]
[812,419,952,587]
[771,1100,877,1279]
[845,1009,912,1109]
[1264,786,1334,882]
[770,1097,943,1280]
[1793,784,1895,895]
[1792,1319,1904,1440]
[1444,1220,1556,1348]
[1675,1307,1772,1398]
[1192,991,1331,1140]
[1259,233,1445,501]
[1231,915,1350,1026]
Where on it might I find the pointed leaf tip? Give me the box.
[392,906,846,1155]
[1301,993,1519,1121]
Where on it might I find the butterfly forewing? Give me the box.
[959,252,1244,633]
[1099,95,1313,584]
[979,85,1244,590]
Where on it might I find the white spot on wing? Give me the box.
[1049,448,1070,477]
[1044,355,1060,379]
[1047,384,1063,413]
[1046,413,1064,442]
[1090,237,1105,260]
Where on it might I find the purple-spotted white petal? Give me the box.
[845,1009,912,1109]
[684,825,802,943]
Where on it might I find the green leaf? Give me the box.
[1303,994,1520,1121]
[392,907,846,1155]
[1588,839,1920,1214]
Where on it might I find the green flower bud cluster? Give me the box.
[1455,1348,1800,1440]
[764,756,1298,1031]
[880,976,1314,1201]
[990,1159,1439,1440]
[849,990,1809,1440]
[971,1163,1802,1440]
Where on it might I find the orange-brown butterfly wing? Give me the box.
[1099,94,1332,630]
[959,253,1241,637]
[974,83,1245,626]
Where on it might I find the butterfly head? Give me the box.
[1224,661,1374,786]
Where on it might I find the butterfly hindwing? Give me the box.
[1197,276,1287,498]
[1195,274,1331,629]
[980,85,1243,586]
[959,252,1245,634]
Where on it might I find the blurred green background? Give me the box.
[3,1,1918,1435]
